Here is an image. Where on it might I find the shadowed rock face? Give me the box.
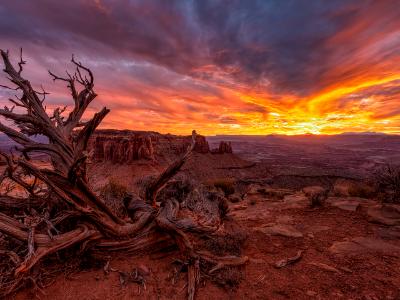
[193,135,210,153]
[92,135,155,163]
[220,141,233,153]
[88,130,234,164]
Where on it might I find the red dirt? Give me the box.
[15,195,400,300]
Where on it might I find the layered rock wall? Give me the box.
[88,130,232,164]
[91,135,155,163]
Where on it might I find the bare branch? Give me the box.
[17,48,26,75]
[145,130,197,206]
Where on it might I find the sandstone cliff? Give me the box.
[88,130,233,164]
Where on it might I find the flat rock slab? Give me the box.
[330,237,400,255]
[327,197,376,212]
[367,204,400,226]
[256,224,303,238]
[276,215,294,224]
[281,194,309,209]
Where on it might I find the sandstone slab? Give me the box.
[329,237,400,255]
[327,197,376,212]
[367,204,400,226]
[281,194,309,209]
[256,224,303,238]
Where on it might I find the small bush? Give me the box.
[347,182,376,198]
[303,186,327,207]
[374,164,400,203]
[99,177,129,217]
[203,230,247,256]
[209,178,235,196]
[156,175,195,203]
[212,266,243,289]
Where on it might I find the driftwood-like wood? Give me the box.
[0,50,247,298]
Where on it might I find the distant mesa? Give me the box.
[88,130,233,164]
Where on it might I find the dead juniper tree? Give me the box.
[0,50,248,299]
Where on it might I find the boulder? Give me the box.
[329,237,400,255]
[326,197,376,212]
[282,193,309,209]
[367,204,400,226]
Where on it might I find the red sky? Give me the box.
[0,0,400,135]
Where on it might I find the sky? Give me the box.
[0,0,400,135]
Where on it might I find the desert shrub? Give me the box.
[373,164,400,203]
[156,174,196,203]
[302,186,327,207]
[249,198,257,205]
[209,178,235,196]
[99,177,129,217]
[347,182,376,198]
[203,228,247,257]
[212,266,243,289]
[235,180,250,199]
[262,188,292,200]
[332,179,376,198]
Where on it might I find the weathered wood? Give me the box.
[0,50,248,299]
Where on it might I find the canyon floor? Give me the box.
[9,134,400,299]
[15,185,400,300]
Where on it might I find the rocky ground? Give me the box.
[15,182,400,300]
[4,131,400,299]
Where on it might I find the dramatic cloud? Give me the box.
[0,0,399,134]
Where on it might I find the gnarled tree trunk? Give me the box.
[0,50,247,299]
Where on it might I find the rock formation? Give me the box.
[211,141,233,154]
[193,135,210,153]
[89,130,233,164]
[91,134,155,163]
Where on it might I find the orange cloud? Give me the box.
[0,1,400,135]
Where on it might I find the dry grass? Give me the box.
[347,182,376,198]
[99,177,129,217]
[211,266,244,289]
[207,178,235,197]
[202,227,247,289]
[156,175,196,203]
[374,165,400,203]
[203,230,247,257]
